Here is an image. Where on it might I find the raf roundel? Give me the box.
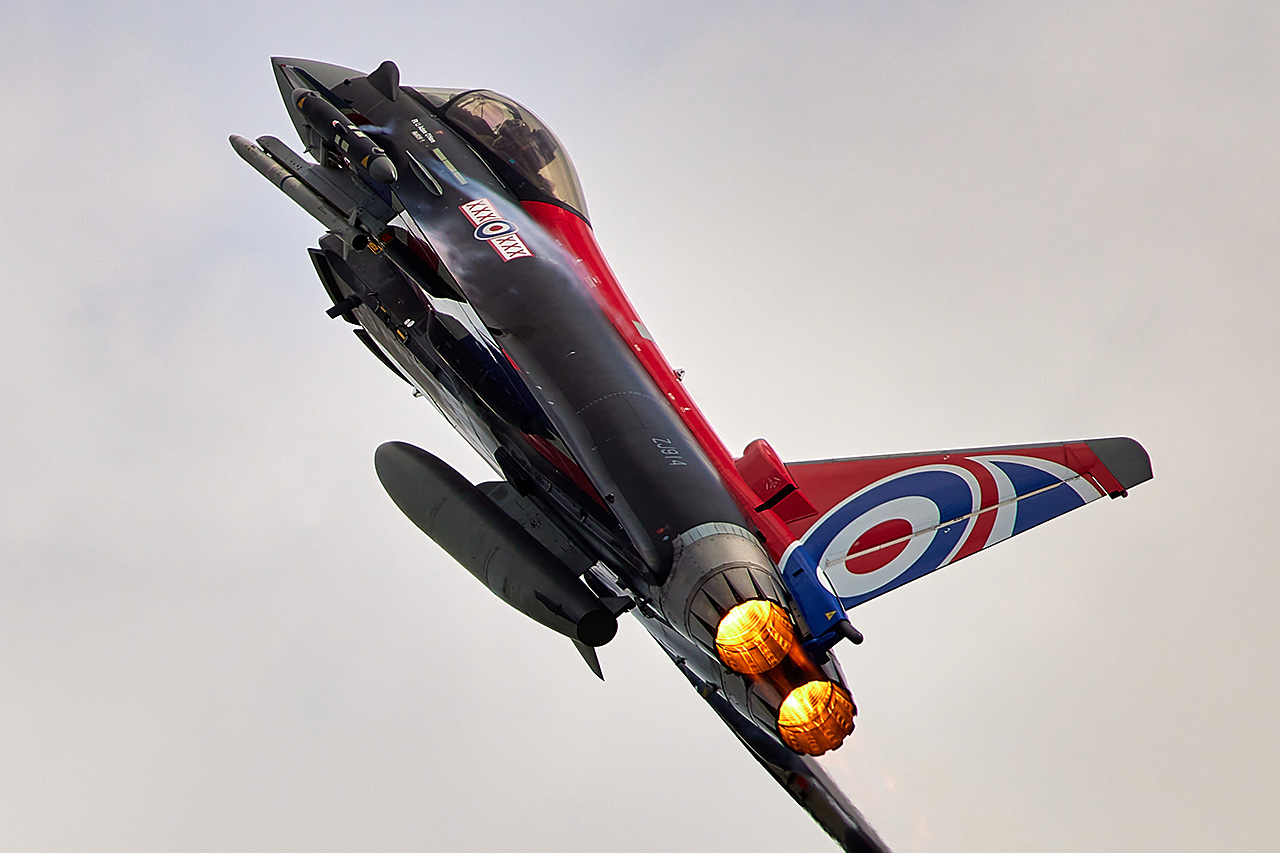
[781,454,1106,608]
[475,219,518,241]
[805,466,981,601]
[843,518,913,575]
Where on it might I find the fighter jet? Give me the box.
[232,58,1152,852]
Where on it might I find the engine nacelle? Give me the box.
[657,522,856,755]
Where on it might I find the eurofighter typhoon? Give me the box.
[232,58,1153,852]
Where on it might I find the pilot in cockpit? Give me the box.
[491,119,559,193]
[439,89,589,217]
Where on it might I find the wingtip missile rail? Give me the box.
[229,134,370,251]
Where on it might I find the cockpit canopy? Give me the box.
[415,88,588,219]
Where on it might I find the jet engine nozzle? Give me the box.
[374,441,616,646]
[778,680,856,756]
[714,599,796,674]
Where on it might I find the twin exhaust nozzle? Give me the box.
[713,598,855,755]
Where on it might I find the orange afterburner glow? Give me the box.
[714,600,796,674]
[778,681,856,756]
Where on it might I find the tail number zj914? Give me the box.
[653,436,688,467]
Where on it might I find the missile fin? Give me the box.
[573,640,605,681]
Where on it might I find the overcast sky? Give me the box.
[2,2,1277,851]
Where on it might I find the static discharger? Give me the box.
[778,681,856,756]
[714,599,796,674]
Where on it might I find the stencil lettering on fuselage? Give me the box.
[652,436,688,467]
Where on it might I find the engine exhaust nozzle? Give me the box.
[778,680,856,756]
[715,599,796,674]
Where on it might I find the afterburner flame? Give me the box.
[714,599,795,674]
[778,681,855,756]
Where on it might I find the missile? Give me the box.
[374,441,617,647]
[292,88,398,184]
[229,134,369,250]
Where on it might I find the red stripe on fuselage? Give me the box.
[521,201,798,560]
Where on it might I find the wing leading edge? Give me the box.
[767,437,1151,609]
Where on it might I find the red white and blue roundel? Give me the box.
[781,454,1104,608]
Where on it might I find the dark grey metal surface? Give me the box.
[478,480,595,574]
[1086,436,1154,491]
[374,441,617,646]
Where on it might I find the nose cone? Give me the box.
[368,155,398,184]
[272,56,362,100]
